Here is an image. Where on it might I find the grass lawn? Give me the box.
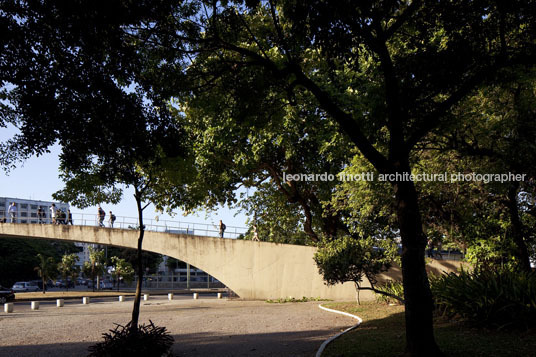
[322,302,536,357]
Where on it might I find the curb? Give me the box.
[315,304,363,357]
[15,289,227,302]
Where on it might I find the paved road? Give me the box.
[0,296,353,356]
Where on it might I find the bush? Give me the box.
[88,320,174,357]
[374,280,404,305]
[430,269,536,329]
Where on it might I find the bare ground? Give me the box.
[0,296,354,356]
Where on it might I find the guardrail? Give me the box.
[0,212,248,239]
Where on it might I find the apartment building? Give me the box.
[0,196,91,267]
[0,196,70,224]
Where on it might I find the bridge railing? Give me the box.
[69,213,247,239]
[0,211,247,239]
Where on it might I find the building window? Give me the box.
[20,204,28,209]
[30,220,37,224]
[31,205,38,209]
[21,220,27,223]
[21,212,28,217]
[31,213,37,218]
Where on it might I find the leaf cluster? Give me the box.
[431,268,536,330]
[314,235,398,288]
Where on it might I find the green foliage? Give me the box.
[322,302,536,357]
[3,1,536,353]
[107,247,162,274]
[54,171,123,209]
[314,236,398,289]
[465,236,519,271]
[111,256,135,286]
[57,253,80,291]
[431,269,536,329]
[0,238,79,287]
[422,78,536,272]
[165,257,186,271]
[156,61,354,242]
[83,247,106,290]
[239,183,312,244]
[375,280,404,305]
[34,254,57,293]
[87,320,174,357]
[331,154,396,240]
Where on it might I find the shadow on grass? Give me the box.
[323,310,406,357]
[322,306,536,357]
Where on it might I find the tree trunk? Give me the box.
[130,190,145,333]
[393,171,443,356]
[91,268,95,292]
[506,182,532,272]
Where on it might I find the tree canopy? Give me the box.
[2,1,535,355]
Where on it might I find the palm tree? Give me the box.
[86,247,105,292]
[58,253,80,292]
[111,256,134,291]
[34,254,56,294]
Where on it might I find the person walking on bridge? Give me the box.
[50,203,57,224]
[8,202,17,223]
[97,205,106,227]
[37,206,45,224]
[108,211,116,228]
[219,220,226,238]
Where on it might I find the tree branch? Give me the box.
[384,0,423,39]
[293,69,391,174]
[406,65,492,150]
[407,51,536,150]
[358,286,405,304]
[371,20,406,157]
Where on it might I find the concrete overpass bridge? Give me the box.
[0,223,360,300]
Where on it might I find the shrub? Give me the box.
[314,236,399,304]
[430,269,536,329]
[88,320,174,357]
[374,280,404,305]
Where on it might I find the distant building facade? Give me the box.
[0,196,91,267]
[0,196,69,224]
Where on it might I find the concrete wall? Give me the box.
[0,223,463,301]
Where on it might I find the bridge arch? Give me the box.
[0,224,359,300]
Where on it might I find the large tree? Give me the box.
[3,1,536,354]
[0,0,183,333]
[133,2,535,354]
[154,87,354,243]
[438,76,536,271]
